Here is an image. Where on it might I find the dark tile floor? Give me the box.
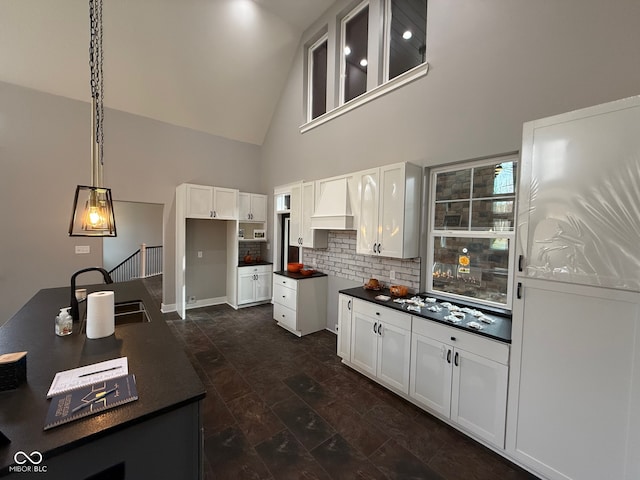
[142,277,538,480]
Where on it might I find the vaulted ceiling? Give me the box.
[0,0,335,145]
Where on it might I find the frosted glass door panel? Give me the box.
[520,99,640,291]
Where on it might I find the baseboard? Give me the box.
[161,303,176,313]
[186,297,227,310]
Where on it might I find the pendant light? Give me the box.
[69,0,117,237]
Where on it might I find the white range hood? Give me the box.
[310,177,355,230]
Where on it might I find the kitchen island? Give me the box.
[0,280,205,479]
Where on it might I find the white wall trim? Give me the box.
[300,62,428,134]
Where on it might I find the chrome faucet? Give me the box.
[70,267,114,321]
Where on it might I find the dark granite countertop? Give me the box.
[339,287,511,343]
[237,261,273,268]
[0,280,205,475]
[274,270,328,280]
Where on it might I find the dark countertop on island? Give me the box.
[340,287,512,343]
[238,261,273,268]
[274,270,328,280]
[0,280,205,475]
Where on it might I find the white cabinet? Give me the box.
[289,182,327,249]
[337,294,353,360]
[239,192,267,222]
[237,264,272,306]
[185,184,238,220]
[273,273,327,336]
[356,162,421,258]
[350,299,412,394]
[410,318,509,448]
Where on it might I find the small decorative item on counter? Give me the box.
[299,268,316,276]
[254,229,265,239]
[244,251,253,263]
[389,285,408,297]
[238,228,244,239]
[0,351,27,391]
[364,278,382,290]
[55,307,73,336]
[287,262,303,272]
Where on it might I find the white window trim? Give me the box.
[339,0,370,107]
[426,155,519,310]
[300,61,428,133]
[306,33,329,123]
[382,0,393,82]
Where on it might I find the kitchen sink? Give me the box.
[80,300,150,332]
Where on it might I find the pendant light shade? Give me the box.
[69,0,117,237]
[69,185,116,237]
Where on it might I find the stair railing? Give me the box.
[109,244,162,283]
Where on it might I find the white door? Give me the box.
[212,187,237,219]
[186,184,213,218]
[350,310,378,377]
[289,183,302,246]
[337,294,353,360]
[378,163,405,258]
[409,333,452,418]
[238,192,251,220]
[237,271,255,305]
[376,321,411,394]
[251,194,267,222]
[356,169,379,255]
[301,182,316,248]
[254,272,272,302]
[451,348,507,448]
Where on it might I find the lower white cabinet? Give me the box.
[337,294,353,360]
[273,273,327,337]
[410,318,509,448]
[237,265,272,306]
[350,299,412,394]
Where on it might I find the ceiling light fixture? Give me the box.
[402,30,413,40]
[69,0,116,237]
[344,46,352,56]
[359,58,368,67]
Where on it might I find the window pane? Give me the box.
[434,202,469,230]
[344,6,369,103]
[432,236,510,305]
[473,161,518,198]
[311,40,327,119]
[470,199,515,231]
[435,168,471,201]
[388,0,427,80]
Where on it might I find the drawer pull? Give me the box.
[375,312,380,316]
[450,336,456,341]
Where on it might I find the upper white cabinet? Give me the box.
[289,182,327,249]
[239,193,267,222]
[350,299,412,394]
[356,162,422,258]
[410,318,509,448]
[185,183,238,220]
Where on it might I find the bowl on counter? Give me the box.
[299,268,316,276]
[389,285,409,297]
[287,262,303,273]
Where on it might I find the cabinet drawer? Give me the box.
[273,274,298,291]
[274,302,297,331]
[353,299,411,331]
[239,264,272,275]
[412,317,509,365]
[273,283,297,311]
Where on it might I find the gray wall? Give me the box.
[259,0,640,189]
[185,219,228,302]
[103,201,163,271]
[0,81,262,325]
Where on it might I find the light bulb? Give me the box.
[88,209,101,226]
[359,58,368,67]
[402,30,412,40]
[344,46,351,56]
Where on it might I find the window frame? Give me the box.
[306,33,329,123]
[339,0,370,106]
[426,155,519,310]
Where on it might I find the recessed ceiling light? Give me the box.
[402,30,413,40]
[360,58,368,67]
[344,46,352,56]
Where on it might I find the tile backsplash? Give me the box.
[302,231,421,293]
[238,242,264,263]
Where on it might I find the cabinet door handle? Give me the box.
[454,351,459,367]
[373,322,378,334]
[209,210,213,217]
[347,299,351,310]
[213,210,217,218]
[377,244,381,254]
[517,282,523,299]
[378,324,383,336]
[518,254,524,272]
[447,349,452,364]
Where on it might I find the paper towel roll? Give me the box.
[86,291,115,339]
